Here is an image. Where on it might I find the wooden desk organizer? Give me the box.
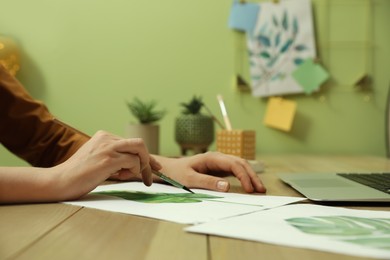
[216,130,256,160]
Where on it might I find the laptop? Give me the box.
[279,172,390,202]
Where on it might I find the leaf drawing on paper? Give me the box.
[93,191,223,203]
[286,216,390,250]
[249,8,309,88]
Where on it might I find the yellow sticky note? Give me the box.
[264,97,297,132]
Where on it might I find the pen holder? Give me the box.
[216,130,256,160]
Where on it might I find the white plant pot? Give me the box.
[126,124,160,155]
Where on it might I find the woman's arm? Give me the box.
[0,167,59,203]
[0,131,161,204]
[0,65,89,167]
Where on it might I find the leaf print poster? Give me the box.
[286,215,390,251]
[187,204,390,259]
[248,0,316,97]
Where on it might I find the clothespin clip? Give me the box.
[354,74,373,102]
[354,74,372,92]
[236,74,251,92]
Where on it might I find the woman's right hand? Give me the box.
[54,130,161,201]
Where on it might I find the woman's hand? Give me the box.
[155,152,266,193]
[54,130,161,200]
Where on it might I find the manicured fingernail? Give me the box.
[217,181,228,191]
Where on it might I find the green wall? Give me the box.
[0,0,389,166]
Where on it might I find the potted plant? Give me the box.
[126,98,166,154]
[175,96,214,155]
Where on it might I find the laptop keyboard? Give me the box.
[337,173,390,194]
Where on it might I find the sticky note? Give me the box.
[264,97,297,132]
[292,58,330,94]
[228,2,260,35]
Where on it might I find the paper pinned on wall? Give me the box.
[264,97,297,132]
[248,0,317,97]
[228,1,260,35]
[292,58,330,94]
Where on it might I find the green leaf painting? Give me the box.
[93,191,223,203]
[295,45,306,51]
[258,35,271,47]
[282,10,288,30]
[280,39,294,53]
[272,15,278,27]
[250,8,309,84]
[293,58,305,65]
[260,51,271,59]
[286,216,390,250]
[275,33,281,47]
[292,17,299,36]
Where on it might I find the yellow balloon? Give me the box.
[0,36,20,76]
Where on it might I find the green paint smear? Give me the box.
[286,216,390,250]
[93,191,223,203]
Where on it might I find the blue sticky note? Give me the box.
[228,2,260,35]
[292,58,330,94]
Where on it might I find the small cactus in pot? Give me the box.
[175,96,214,155]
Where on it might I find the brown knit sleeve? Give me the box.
[0,65,89,167]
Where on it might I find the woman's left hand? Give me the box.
[155,152,266,193]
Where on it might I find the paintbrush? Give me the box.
[152,170,194,194]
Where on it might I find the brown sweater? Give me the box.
[0,65,89,167]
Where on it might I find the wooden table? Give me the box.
[1,155,389,260]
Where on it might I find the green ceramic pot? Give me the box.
[175,114,214,155]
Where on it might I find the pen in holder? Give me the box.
[216,129,256,160]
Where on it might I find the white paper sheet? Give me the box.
[186,204,390,259]
[64,182,305,224]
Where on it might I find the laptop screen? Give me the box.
[386,81,390,158]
